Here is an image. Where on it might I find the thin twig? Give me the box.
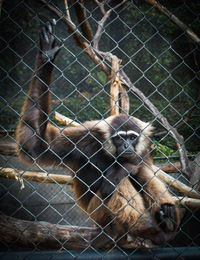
[93,9,112,49]
[94,0,106,15]
[63,0,71,20]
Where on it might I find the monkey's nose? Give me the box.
[124,143,129,149]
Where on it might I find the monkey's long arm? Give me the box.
[16,21,60,165]
[16,21,85,166]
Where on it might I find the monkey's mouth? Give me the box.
[119,151,135,158]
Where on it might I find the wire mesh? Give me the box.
[0,0,200,258]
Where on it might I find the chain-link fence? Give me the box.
[0,0,200,258]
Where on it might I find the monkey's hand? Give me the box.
[100,167,127,199]
[39,20,60,62]
[155,203,179,233]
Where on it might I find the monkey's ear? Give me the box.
[39,20,61,62]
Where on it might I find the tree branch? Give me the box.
[0,167,72,185]
[93,9,112,49]
[152,165,200,200]
[144,0,200,45]
[0,215,113,250]
[174,196,200,209]
[72,0,94,42]
[54,111,80,127]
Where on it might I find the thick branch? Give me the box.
[72,0,94,42]
[0,215,113,250]
[144,0,200,45]
[109,57,120,115]
[0,215,157,250]
[54,111,80,127]
[174,196,200,209]
[157,162,182,173]
[152,165,200,200]
[0,167,72,185]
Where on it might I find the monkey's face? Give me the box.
[112,130,140,158]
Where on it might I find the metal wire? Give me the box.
[0,0,200,257]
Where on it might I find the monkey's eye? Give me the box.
[130,135,137,141]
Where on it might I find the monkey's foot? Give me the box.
[156,203,178,232]
[39,19,60,62]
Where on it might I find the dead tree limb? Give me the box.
[54,111,80,127]
[157,162,182,173]
[0,215,156,250]
[110,57,120,116]
[152,165,200,200]
[0,167,72,185]
[0,215,113,250]
[72,0,94,42]
[144,0,200,45]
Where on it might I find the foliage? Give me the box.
[153,140,178,158]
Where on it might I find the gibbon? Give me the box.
[16,20,180,245]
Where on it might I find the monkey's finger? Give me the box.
[46,21,52,34]
[41,27,49,45]
[51,19,56,34]
[46,20,58,48]
[45,46,60,60]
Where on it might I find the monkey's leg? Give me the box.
[87,177,165,245]
[135,165,181,234]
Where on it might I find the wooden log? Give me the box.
[0,215,112,250]
[119,84,130,114]
[0,215,155,250]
